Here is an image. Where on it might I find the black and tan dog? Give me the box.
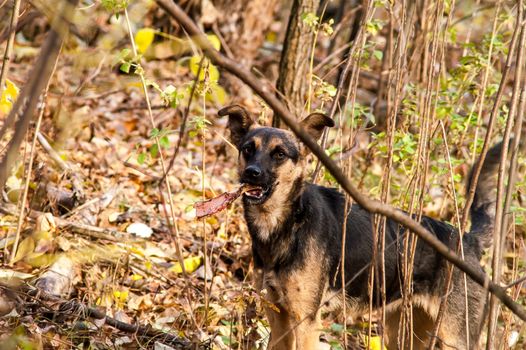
[218,104,500,349]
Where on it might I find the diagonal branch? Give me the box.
[154,0,526,321]
[5,285,196,349]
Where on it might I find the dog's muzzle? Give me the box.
[240,165,273,204]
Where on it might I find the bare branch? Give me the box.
[6,286,197,349]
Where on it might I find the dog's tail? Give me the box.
[467,141,503,249]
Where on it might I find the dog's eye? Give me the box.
[273,150,286,160]
[242,144,254,156]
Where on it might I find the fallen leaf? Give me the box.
[35,213,56,233]
[126,222,153,238]
[12,237,35,263]
[170,256,202,274]
[0,269,34,280]
[0,79,19,115]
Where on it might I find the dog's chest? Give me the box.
[245,206,288,242]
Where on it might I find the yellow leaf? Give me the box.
[189,55,204,77]
[206,34,221,51]
[217,222,228,240]
[12,237,35,263]
[189,55,220,82]
[5,79,18,98]
[362,335,387,350]
[206,84,228,104]
[265,31,277,43]
[170,256,202,274]
[6,188,21,203]
[24,252,55,267]
[129,247,144,256]
[135,28,155,54]
[208,63,219,82]
[113,289,128,303]
[131,274,143,281]
[0,79,19,115]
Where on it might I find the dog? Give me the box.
[218,104,500,349]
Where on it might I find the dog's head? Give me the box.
[218,105,334,207]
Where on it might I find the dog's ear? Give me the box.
[218,104,255,148]
[299,112,334,142]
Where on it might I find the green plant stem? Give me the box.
[122,7,197,328]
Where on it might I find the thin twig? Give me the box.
[460,0,514,236]
[487,3,526,345]
[0,10,39,45]
[0,205,130,242]
[9,43,62,265]
[311,1,375,182]
[36,133,85,198]
[161,57,203,183]
[505,274,526,289]
[122,7,197,328]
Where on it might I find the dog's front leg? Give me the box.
[265,304,322,350]
[266,305,296,350]
[257,270,296,350]
[292,310,322,350]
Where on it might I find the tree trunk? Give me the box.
[274,0,320,127]
[205,0,279,101]
[213,0,279,67]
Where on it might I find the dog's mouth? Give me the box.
[242,184,272,204]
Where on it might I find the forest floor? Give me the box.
[0,1,525,349]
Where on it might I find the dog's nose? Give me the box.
[244,165,262,179]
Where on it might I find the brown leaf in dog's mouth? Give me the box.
[194,184,261,219]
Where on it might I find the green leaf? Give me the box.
[120,62,131,74]
[301,12,319,28]
[101,0,129,13]
[159,135,170,149]
[149,128,160,138]
[373,50,383,61]
[330,323,344,333]
[137,152,146,165]
[149,144,159,158]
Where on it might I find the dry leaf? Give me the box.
[12,237,35,263]
[194,184,254,219]
[35,213,57,233]
[126,222,153,238]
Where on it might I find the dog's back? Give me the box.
[322,142,502,349]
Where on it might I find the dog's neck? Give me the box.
[243,178,307,269]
